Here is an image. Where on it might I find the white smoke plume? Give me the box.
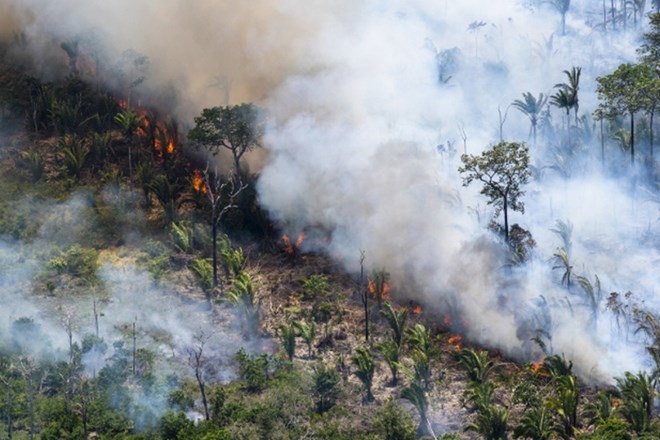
[2,0,658,382]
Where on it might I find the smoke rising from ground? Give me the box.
[2,0,659,381]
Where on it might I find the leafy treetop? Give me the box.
[459,141,531,243]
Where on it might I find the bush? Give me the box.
[190,258,214,296]
[235,349,270,393]
[46,244,99,281]
[371,398,416,440]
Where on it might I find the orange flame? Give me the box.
[367,279,391,301]
[448,335,463,350]
[530,357,548,377]
[282,232,304,254]
[412,305,422,315]
[192,169,206,193]
[167,139,175,154]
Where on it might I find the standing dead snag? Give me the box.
[203,165,247,294]
[188,331,213,421]
[357,251,369,342]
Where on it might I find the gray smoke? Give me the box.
[1,0,658,382]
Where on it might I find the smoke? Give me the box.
[2,0,658,383]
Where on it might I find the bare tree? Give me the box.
[188,331,213,420]
[203,164,247,293]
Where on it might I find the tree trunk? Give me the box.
[650,110,655,158]
[600,118,605,168]
[212,210,219,290]
[197,370,210,420]
[630,112,635,166]
[503,193,509,243]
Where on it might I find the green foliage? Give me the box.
[149,175,183,222]
[377,338,401,386]
[458,348,494,384]
[221,245,245,279]
[577,417,632,440]
[465,404,509,440]
[405,323,434,389]
[301,274,329,300]
[158,409,195,440]
[352,347,376,402]
[170,221,194,253]
[294,319,317,359]
[137,239,171,280]
[513,406,557,440]
[511,92,548,143]
[235,349,270,393]
[59,134,89,178]
[88,130,112,168]
[463,380,495,411]
[187,103,266,178]
[380,301,408,348]
[541,354,573,379]
[19,149,44,182]
[278,322,296,361]
[459,141,531,242]
[190,258,214,296]
[371,397,416,440]
[46,244,99,282]
[401,382,431,437]
[614,371,655,434]
[226,272,259,332]
[547,374,580,438]
[312,363,341,414]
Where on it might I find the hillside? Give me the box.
[3,1,660,440]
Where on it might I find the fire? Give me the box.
[192,169,206,193]
[282,232,305,255]
[282,234,294,254]
[367,279,391,301]
[448,335,462,350]
[530,357,548,377]
[412,305,422,315]
[167,139,175,154]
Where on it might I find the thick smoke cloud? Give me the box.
[1,0,658,381]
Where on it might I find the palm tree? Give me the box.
[512,92,548,145]
[401,382,434,437]
[551,0,571,35]
[550,87,574,147]
[615,371,655,434]
[381,302,408,348]
[552,247,573,289]
[226,271,260,334]
[555,67,581,125]
[547,375,580,438]
[513,406,557,440]
[278,322,296,361]
[293,319,317,359]
[465,404,510,440]
[114,109,139,180]
[352,347,376,402]
[459,348,494,384]
[377,339,401,386]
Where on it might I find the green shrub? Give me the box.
[137,239,171,280]
[235,348,270,393]
[312,364,341,413]
[372,397,416,440]
[190,258,214,295]
[46,244,99,281]
[19,149,44,181]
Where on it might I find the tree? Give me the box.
[312,364,341,413]
[551,0,571,35]
[513,406,557,440]
[352,347,376,402]
[459,141,531,243]
[188,332,212,420]
[187,104,265,183]
[550,87,574,147]
[380,301,408,349]
[401,382,434,437]
[555,66,581,126]
[512,92,547,145]
[596,63,653,165]
[638,12,660,70]
[113,108,139,180]
[202,166,246,291]
[293,319,317,359]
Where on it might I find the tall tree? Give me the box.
[512,92,548,146]
[551,0,571,35]
[555,67,581,125]
[596,63,653,165]
[188,104,265,184]
[459,141,531,243]
[550,87,574,147]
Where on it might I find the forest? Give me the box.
[1,0,660,439]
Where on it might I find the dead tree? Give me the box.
[188,331,213,420]
[204,164,247,294]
